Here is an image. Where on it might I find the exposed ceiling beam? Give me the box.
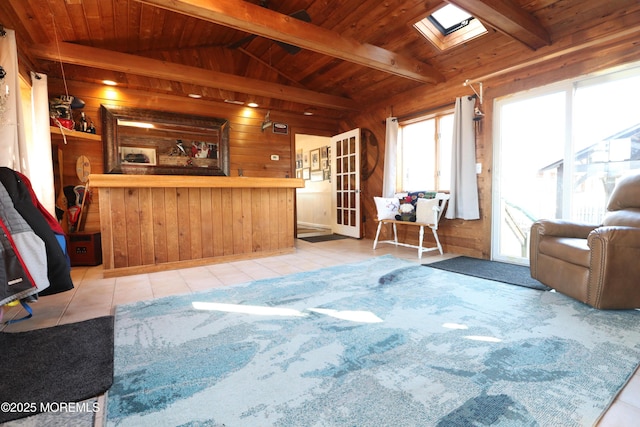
[448,0,551,50]
[30,42,359,111]
[135,0,445,84]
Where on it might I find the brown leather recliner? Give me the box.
[530,172,640,309]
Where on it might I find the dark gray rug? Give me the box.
[425,256,551,291]
[0,316,114,423]
[298,234,350,243]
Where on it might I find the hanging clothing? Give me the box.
[0,183,49,294]
[0,217,38,306]
[0,167,73,296]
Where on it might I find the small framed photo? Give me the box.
[303,152,310,168]
[310,170,323,182]
[323,169,330,181]
[310,148,321,171]
[321,146,329,159]
[296,168,303,179]
[302,167,310,180]
[272,122,288,134]
[296,149,303,169]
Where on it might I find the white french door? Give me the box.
[331,129,361,238]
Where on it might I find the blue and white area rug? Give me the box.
[107,255,640,426]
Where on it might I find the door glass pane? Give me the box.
[497,92,566,261]
[572,73,640,223]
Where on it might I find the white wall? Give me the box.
[295,134,332,229]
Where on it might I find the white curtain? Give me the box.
[0,29,28,172]
[0,30,54,214]
[382,117,398,197]
[446,96,480,220]
[30,72,55,215]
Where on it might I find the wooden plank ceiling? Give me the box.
[1,0,639,119]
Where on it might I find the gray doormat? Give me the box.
[298,234,351,243]
[0,316,114,422]
[425,256,550,291]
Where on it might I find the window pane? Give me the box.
[401,119,435,191]
[431,4,472,31]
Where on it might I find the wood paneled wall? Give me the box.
[47,38,640,261]
[48,79,339,234]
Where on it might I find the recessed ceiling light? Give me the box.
[303,111,314,116]
[102,80,117,86]
[188,93,202,99]
[247,102,259,108]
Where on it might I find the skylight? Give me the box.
[429,4,474,35]
[414,4,488,51]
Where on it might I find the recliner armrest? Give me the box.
[531,219,599,239]
[530,219,598,280]
[588,226,640,248]
[587,226,640,309]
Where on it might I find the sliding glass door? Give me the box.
[493,64,640,264]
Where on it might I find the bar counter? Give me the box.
[89,174,305,277]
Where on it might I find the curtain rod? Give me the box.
[383,101,454,125]
[384,95,478,125]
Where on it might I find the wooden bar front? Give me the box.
[89,174,305,277]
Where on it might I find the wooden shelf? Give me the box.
[50,126,102,141]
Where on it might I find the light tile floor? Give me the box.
[1,238,637,426]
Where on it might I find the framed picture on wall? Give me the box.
[303,152,310,168]
[321,146,329,159]
[296,169,303,179]
[310,148,321,171]
[302,168,310,180]
[296,149,303,169]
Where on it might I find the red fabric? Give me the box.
[15,171,65,235]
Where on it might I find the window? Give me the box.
[414,4,487,51]
[398,113,454,192]
[429,4,474,36]
[493,63,640,263]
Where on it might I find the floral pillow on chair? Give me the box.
[374,197,400,220]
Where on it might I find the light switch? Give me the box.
[476,162,482,174]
